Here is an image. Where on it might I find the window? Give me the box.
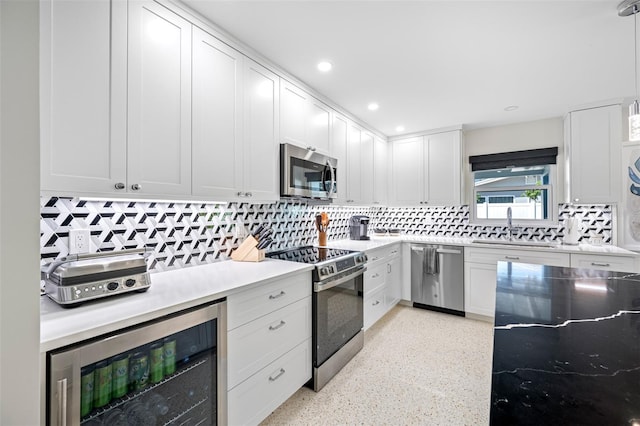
[469,148,558,224]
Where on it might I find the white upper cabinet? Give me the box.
[127,0,192,197]
[565,104,622,204]
[390,130,462,206]
[390,136,423,204]
[241,59,280,201]
[373,136,388,205]
[192,27,243,199]
[360,132,375,203]
[280,80,330,154]
[192,30,279,201]
[40,0,127,195]
[346,124,363,203]
[330,113,349,203]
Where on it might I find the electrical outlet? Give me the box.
[69,229,90,254]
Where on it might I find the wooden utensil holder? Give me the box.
[231,235,265,262]
[318,231,327,247]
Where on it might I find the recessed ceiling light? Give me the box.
[317,61,332,72]
[395,125,405,132]
[504,105,519,111]
[367,103,379,111]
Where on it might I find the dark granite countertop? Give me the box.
[490,262,640,426]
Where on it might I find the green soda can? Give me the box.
[128,351,149,391]
[110,353,129,398]
[163,337,177,375]
[93,360,112,408]
[80,365,94,417]
[149,342,164,384]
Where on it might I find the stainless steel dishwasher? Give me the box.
[410,244,464,316]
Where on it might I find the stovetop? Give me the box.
[267,246,357,264]
[266,246,367,282]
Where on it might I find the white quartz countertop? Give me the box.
[40,259,313,352]
[327,236,639,256]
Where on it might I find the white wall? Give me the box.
[0,0,41,424]
[463,117,565,204]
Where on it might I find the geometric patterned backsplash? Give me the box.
[40,197,612,273]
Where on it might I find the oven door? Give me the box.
[313,267,364,367]
[280,143,337,199]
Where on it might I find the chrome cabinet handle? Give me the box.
[372,300,380,306]
[387,264,391,273]
[306,146,316,152]
[237,192,244,197]
[505,256,520,260]
[269,368,286,381]
[370,256,379,262]
[131,183,142,191]
[437,249,462,255]
[57,378,68,425]
[114,182,125,190]
[245,192,252,197]
[269,291,285,300]
[591,262,610,267]
[371,273,379,278]
[269,320,286,331]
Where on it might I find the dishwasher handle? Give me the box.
[410,247,462,255]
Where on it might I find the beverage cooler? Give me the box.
[47,300,227,425]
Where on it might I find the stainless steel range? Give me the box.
[267,246,367,391]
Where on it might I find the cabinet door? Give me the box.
[464,261,497,318]
[128,0,192,196]
[425,131,461,205]
[386,255,402,308]
[307,98,331,154]
[390,136,423,205]
[280,80,309,148]
[346,125,363,203]
[360,132,375,204]
[330,113,349,203]
[567,105,622,204]
[373,136,388,205]
[40,0,127,194]
[243,59,280,200]
[192,27,243,198]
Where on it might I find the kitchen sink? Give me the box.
[471,239,560,248]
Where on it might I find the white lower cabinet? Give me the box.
[227,271,312,425]
[228,339,311,426]
[464,247,571,320]
[570,253,638,273]
[363,243,402,330]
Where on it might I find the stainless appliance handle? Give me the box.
[44,246,152,276]
[314,267,366,292]
[327,158,336,197]
[436,249,462,255]
[57,378,67,426]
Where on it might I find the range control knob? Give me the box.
[125,279,136,287]
[107,282,119,291]
[320,267,329,276]
[329,265,336,274]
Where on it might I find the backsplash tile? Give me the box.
[40,197,612,273]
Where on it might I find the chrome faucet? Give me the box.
[506,207,517,240]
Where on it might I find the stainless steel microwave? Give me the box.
[280,143,337,200]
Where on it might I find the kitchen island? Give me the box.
[490,262,640,425]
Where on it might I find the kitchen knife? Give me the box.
[260,228,273,240]
[252,224,265,238]
[257,237,273,249]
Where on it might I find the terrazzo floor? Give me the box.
[260,304,495,425]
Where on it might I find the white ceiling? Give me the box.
[182,0,633,137]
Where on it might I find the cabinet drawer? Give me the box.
[364,285,386,330]
[364,263,386,292]
[227,271,311,330]
[228,338,312,426]
[365,246,389,264]
[570,254,637,273]
[228,296,311,389]
[465,247,570,267]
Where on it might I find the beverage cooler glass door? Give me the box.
[47,301,227,426]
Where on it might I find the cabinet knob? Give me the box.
[114,182,125,190]
[245,192,252,197]
[131,184,142,191]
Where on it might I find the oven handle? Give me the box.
[314,267,366,292]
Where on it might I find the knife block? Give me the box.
[231,236,265,262]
